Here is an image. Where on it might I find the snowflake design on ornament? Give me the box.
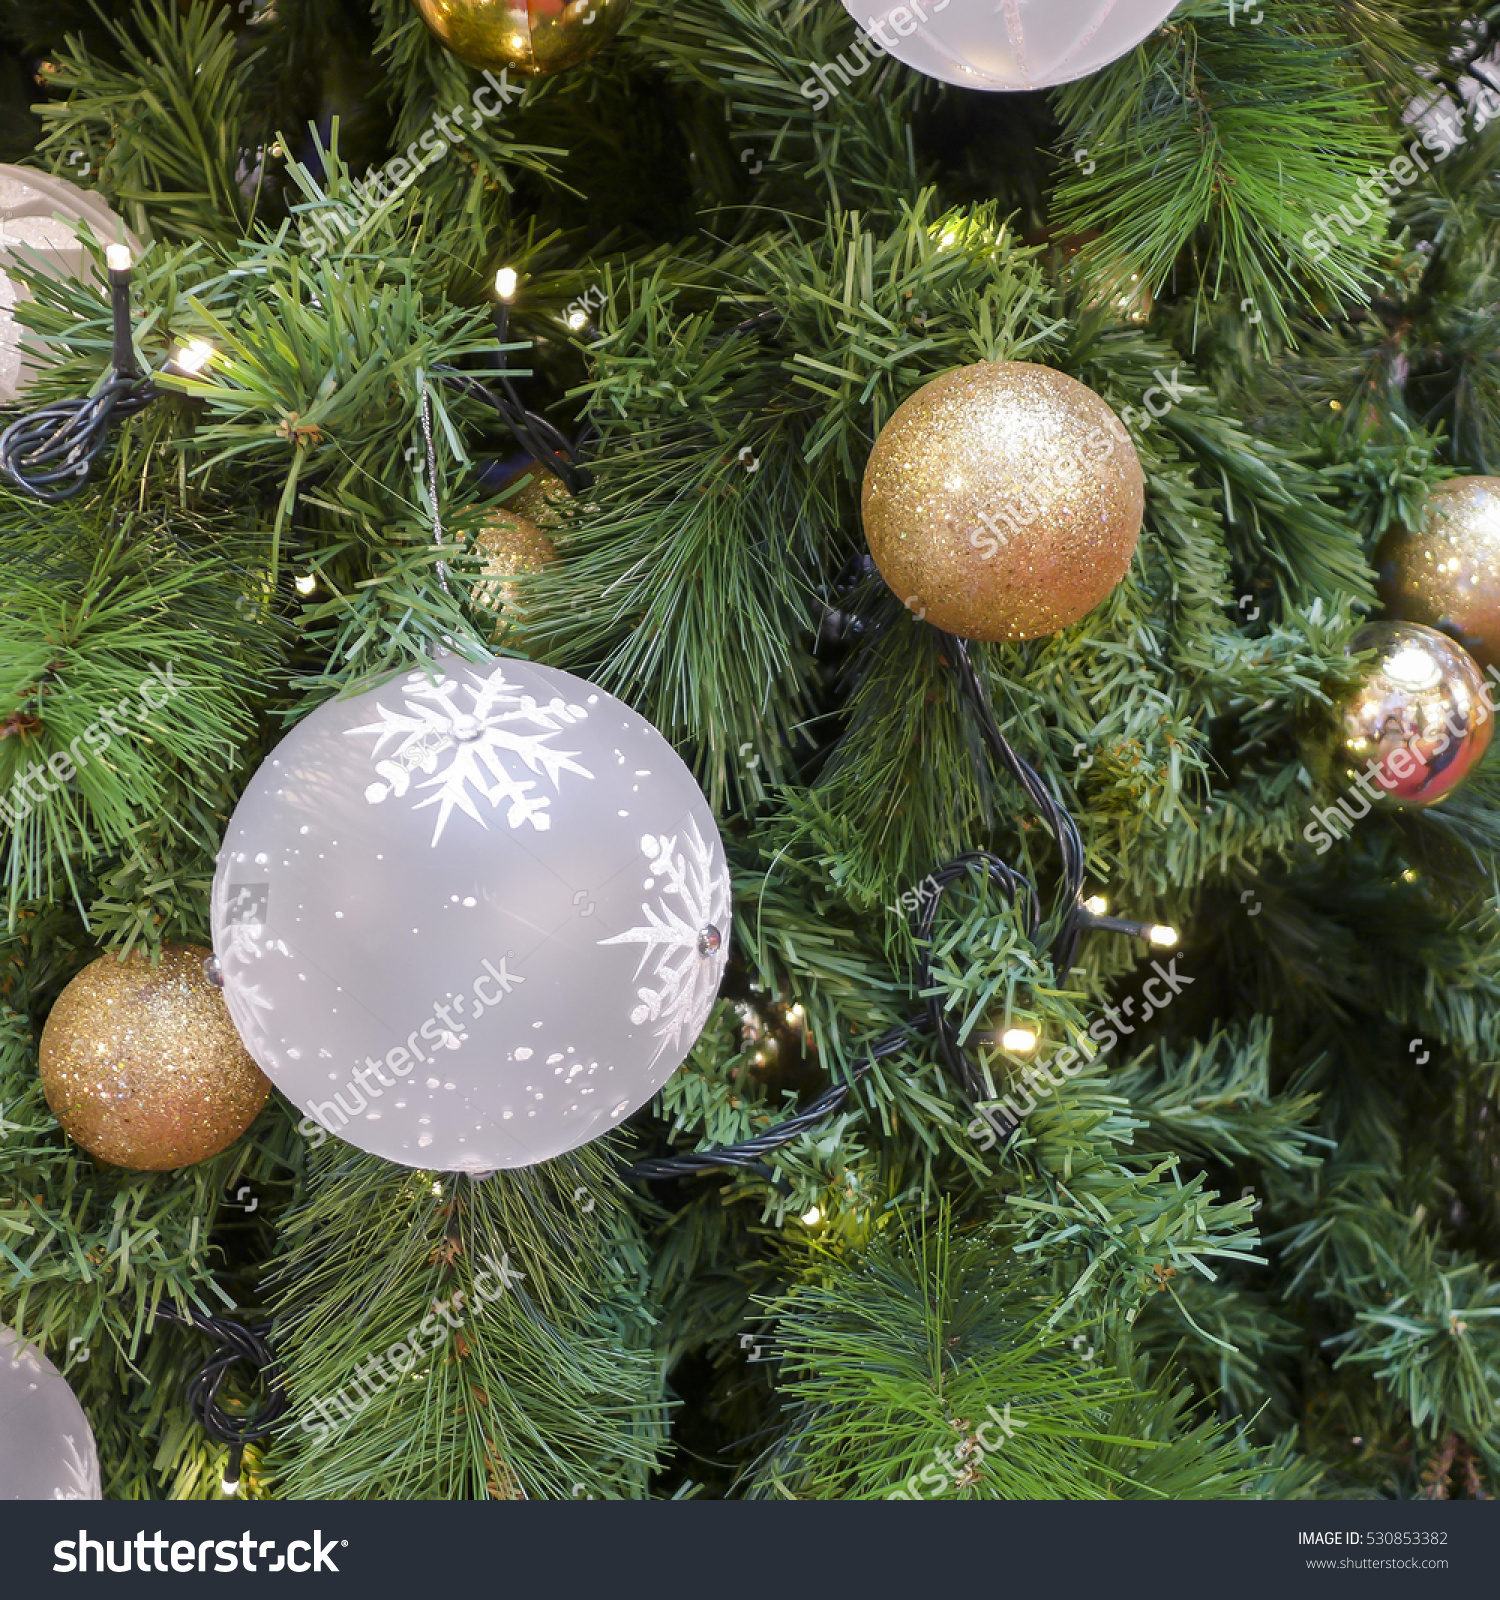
[54,1432,100,1500]
[600,819,730,1065]
[208,870,281,1037]
[346,666,594,845]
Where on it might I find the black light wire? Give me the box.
[431,295,781,508]
[432,294,595,497]
[622,1020,921,1182]
[940,632,1089,974]
[623,632,1141,1182]
[152,1303,288,1490]
[0,252,188,503]
[0,261,602,505]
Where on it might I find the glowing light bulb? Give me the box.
[494,266,518,300]
[566,308,588,331]
[801,1206,822,1225]
[105,244,132,272]
[173,339,215,374]
[294,574,317,596]
[221,1477,239,1496]
[1083,894,1108,916]
[1000,1027,1038,1054]
[1147,924,1179,948]
[431,1181,443,1197]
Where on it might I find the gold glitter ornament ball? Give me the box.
[861,361,1144,642]
[39,945,269,1171]
[1377,477,1500,671]
[499,460,575,525]
[474,506,557,631]
[1310,622,1492,809]
[411,0,629,77]
[1052,232,1153,325]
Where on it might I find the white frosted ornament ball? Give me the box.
[0,165,140,404]
[0,1328,100,1500]
[210,653,732,1172]
[839,0,1179,92]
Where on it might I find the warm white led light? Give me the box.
[494,266,518,300]
[173,339,215,374]
[1000,1027,1039,1054]
[801,1206,822,1225]
[294,574,317,596]
[1147,924,1179,948]
[105,244,132,272]
[1083,894,1108,916]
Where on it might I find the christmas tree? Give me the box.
[1,0,1498,1502]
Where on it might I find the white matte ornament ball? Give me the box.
[210,653,732,1172]
[841,0,1179,92]
[0,1328,100,1500]
[0,165,140,404]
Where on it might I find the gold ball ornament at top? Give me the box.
[1377,477,1500,671]
[474,505,557,629]
[1312,621,1492,809]
[411,0,629,77]
[39,945,269,1171]
[861,360,1145,642]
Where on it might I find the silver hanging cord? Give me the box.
[420,388,452,596]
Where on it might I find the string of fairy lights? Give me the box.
[0,256,591,504]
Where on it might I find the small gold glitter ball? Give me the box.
[474,506,557,630]
[1053,233,1154,325]
[411,0,629,77]
[1377,477,1500,671]
[500,460,575,525]
[39,945,269,1171]
[1083,263,1153,327]
[861,360,1145,642]
[1311,622,1492,810]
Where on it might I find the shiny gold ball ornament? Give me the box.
[861,361,1145,642]
[1317,622,1492,809]
[39,945,270,1171]
[474,506,557,629]
[411,0,629,77]
[1377,477,1500,671]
